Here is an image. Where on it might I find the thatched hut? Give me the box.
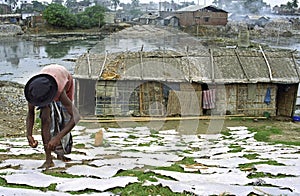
[74,25,300,117]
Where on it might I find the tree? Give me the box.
[287,1,293,9]
[32,1,47,12]
[77,5,106,28]
[111,0,120,10]
[292,0,298,8]
[131,0,139,7]
[43,3,76,29]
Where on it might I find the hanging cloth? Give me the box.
[202,89,216,109]
[264,87,271,105]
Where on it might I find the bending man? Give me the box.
[24,64,80,169]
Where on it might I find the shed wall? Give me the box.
[236,83,277,116]
[175,11,228,26]
[90,80,297,117]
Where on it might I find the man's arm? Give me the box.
[47,90,80,150]
[26,103,38,147]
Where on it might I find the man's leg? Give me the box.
[39,106,54,169]
[53,102,72,162]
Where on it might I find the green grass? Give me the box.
[138,142,152,147]
[43,170,82,178]
[0,149,8,152]
[128,135,138,139]
[248,126,300,146]
[228,144,244,153]
[73,143,86,149]
[156,163,185,173]
[155,157,196,173]
[239,160,285,172]
[248,126,282,142]
[221,129,232,136]
[247,172,296,179]
[243,153,260,160]
[112,170,191,195]
[111,183,190,196]
[115,170,174,182]
[273,140,300,146]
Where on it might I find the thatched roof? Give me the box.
[74,25,300,84]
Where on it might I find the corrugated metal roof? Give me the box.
[176,5,205,12]
[176,5,227,13]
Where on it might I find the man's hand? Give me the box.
[47,137,61,151]
[27,135,38,148]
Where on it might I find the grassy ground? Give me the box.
[1,118,299,195]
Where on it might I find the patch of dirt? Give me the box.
[0,81,27,137]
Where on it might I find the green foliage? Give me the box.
[287,0,298,8]
[43,3,76,29]
[292,0,299,8]
[78,5,105,28]
[43,4,105,29]
[32,1,47,12]
[76,13,92,29]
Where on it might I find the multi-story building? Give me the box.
[0,0,33,12]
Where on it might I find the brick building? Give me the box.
[160,5,228,27]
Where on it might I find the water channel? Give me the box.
[0,36,102,84]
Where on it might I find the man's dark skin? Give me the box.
[26,89,80,169]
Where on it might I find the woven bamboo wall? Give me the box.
[167,91,202,116]
[140,82,165,116]
[236,83,277,116]
[94,80,296,117]
[96,81,140,116]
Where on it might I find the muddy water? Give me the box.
[0,36,100,84]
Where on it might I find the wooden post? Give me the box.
[209,48,215,83]
[259,45,273,81]
[139,83,144,116]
